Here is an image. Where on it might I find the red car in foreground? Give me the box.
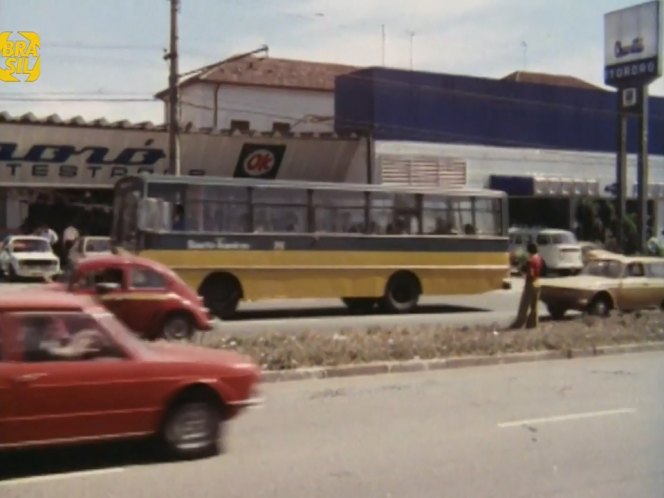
[50,253,213,341]
[0,290,261,459]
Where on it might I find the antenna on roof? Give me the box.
[521,40,527,70]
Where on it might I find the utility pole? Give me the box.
[408,31,415,70]
[166,0,181,176]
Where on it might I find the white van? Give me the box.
[509,228,583,276]
[534,229,583,275]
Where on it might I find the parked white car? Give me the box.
[67,235,112,266]
[0,235,60,281]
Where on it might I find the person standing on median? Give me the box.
[510,242,543,329]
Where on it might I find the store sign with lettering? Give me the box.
[0,142,205,180]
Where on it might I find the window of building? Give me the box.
[272,122,291,134]
[230,120,250,132]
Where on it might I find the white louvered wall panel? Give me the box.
[379,154,467,188]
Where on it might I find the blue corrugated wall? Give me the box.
[334,67,664,155]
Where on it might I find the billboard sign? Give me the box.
[0,122,366,187]
[233,144,286,179]
[604,0,662,87]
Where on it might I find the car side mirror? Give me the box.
[96,282,120,295]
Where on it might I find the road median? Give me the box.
[203,311,664,383]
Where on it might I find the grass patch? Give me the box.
[204,312,664,371]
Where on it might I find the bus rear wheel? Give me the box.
[381,272,421,313]
[199,274,242,319]
[342,297,377,314]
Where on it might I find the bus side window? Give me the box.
[422,196,454,234]
[450,198,473,235]
[312,190,366,234]
[187,185,250,233]
[369,193,394,234]
[473,198,501,235]
[252,188,308,233]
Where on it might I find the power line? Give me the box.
[47,42,162,51]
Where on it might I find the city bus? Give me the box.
[111,174,510,318]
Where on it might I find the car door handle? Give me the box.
[14,373,48,384]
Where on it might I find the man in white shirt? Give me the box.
[63,224,79,244]
[63,223,80,266]
[35,224,58,246]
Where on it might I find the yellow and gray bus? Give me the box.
[111,174,510,318]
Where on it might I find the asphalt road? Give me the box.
[2,352,662,497]
[0,280,534,337]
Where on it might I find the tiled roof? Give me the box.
[0,111,358,139]
[0,111,167,130]
[502,71,603,91]
[156,55,357,98]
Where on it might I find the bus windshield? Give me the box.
[111,176,144,251]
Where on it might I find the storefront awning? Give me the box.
[489,175,599,197]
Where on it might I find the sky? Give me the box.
[1,0,663,123]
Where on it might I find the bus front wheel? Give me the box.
[199,273,242,319]
[381,272,421,313]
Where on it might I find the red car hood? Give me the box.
[42,282,66,291]
[146,341,256,369]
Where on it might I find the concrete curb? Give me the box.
[260,342,664,384]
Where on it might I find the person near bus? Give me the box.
[173,204,186,231]
[35,224,58,247]
[510,242,543,329]
[63,222,80,266]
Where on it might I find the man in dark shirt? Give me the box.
[510,242,543,329]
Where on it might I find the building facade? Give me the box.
[156,54,356,134]
[334,66,664,238]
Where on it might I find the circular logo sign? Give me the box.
[242,149,276,177]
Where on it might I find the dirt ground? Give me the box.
[204,311,664,371]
